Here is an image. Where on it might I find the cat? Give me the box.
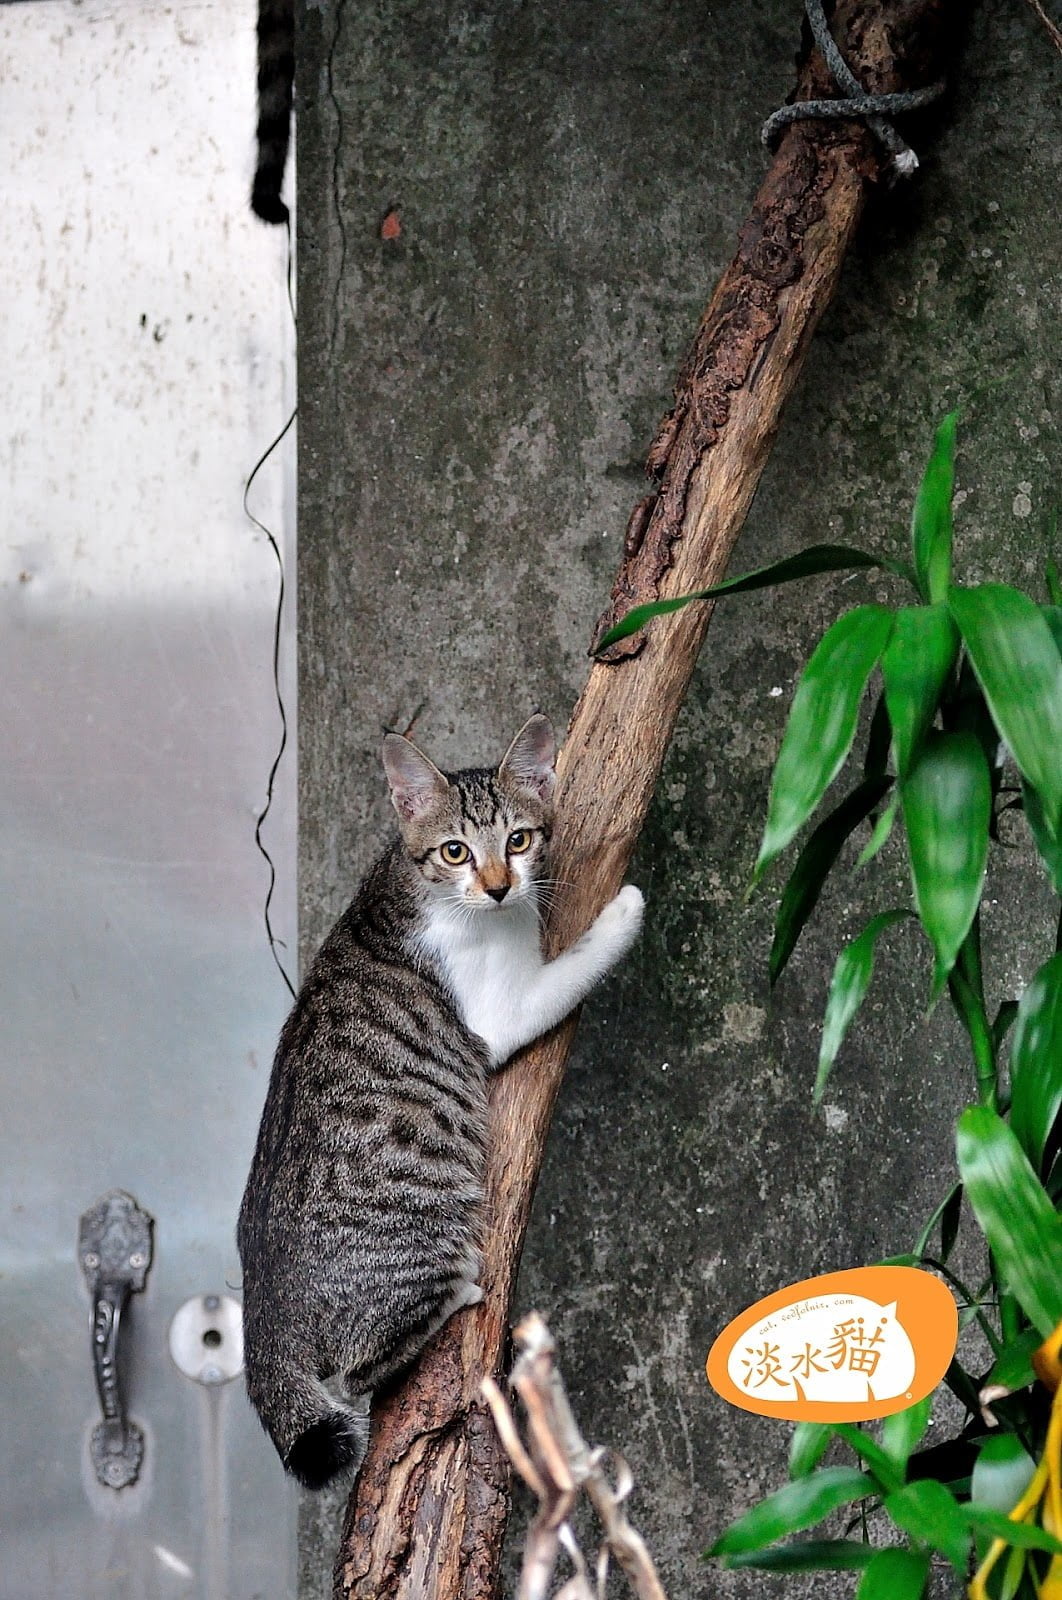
[237,714,644,1489]
[252,0,294,224]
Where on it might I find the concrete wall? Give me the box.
[296,1,1060,1593]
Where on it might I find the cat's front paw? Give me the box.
[595,883,645,953]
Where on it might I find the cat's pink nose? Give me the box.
[485,884,509,903]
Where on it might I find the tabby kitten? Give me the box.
[252,0,294,224]
[237,715,644,1489]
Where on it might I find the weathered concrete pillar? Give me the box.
[297,1,1061,1591]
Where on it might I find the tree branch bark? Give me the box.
[333,4,954,1594]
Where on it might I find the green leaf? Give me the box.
[949,583,1062,836]
[1021,778,1062,895]
[723,1539,875,1572]
[883,1479,969,1571]
[940,1183,963,1262]
[998,1544,1028,1600]
[987,1329,1040,1392]
[956,1106,1062,1338]
[829,1423,904,1494]
[855,1547,930,1600]
[911,411,958,605]
[707,1467,877,1557]
[855,793,899,869]
[881,1396,932,1476]
[1043,602,1062,654]
[815,911,911,1104]
[789,1421,832,1480]
[881,604,958,776]
[962,1504,1062,1555]
[993,1000,1020,1052]
[970,1433,1037,1516]
[1047,556,1062,607]
[594,545,909,651]
[949,961,998,1112]
[951,653,1002,771]
[1010,952,1062,1172]
[754,606,895,884]
[864,692,893,781]
[769,776,892,985]
[901,731,991,997]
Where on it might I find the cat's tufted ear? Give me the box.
[382,733,449,822]
[499,713,556,802]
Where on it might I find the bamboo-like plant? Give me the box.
[599,421,1062,1598]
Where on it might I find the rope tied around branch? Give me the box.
[762,0,945,177]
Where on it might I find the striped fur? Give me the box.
[251,0,294,224]
[237,718,643,1489]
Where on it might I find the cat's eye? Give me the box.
[440,840,471,865]
[507,830,533,855]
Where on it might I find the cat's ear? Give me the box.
[499,714,556,802]
[382,734,449,822]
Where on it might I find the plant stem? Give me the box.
[960,910,985,997]
[919,1257,1003,1356]
[912,1182,961,1259]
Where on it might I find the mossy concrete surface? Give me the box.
[297,2,1060,1594]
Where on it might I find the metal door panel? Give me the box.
[1,4,297,1594]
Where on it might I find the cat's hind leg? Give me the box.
[431,1252,485,1324]
[448,1245,484,1311]
[444,1278,484,1313]
[357,1269,485,1393]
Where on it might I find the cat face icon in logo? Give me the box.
[707,1266,957,1423]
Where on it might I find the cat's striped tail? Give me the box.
[285,1392,370,1491]
[251,0,295,224]
[245,1340,371,1490]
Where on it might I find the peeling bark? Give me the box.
[332,4,954,1595]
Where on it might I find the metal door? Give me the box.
[1,4,297,1595]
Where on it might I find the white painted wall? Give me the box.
[2,0,295,607]
[0,4,298,1594]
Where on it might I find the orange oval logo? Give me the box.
[706,1266,957,1423]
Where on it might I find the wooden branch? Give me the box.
[333,5,954,1595]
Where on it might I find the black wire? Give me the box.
[243,215,298,1000]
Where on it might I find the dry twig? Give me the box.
[481,1314,670,1600]
[1022,0,1062,56]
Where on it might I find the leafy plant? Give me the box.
[598,418,1062,1596]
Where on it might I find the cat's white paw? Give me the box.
[594,883,644,952]
[613,882,645,919]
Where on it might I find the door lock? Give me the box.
[168,1293,244,1386]
[78,1190,155,1489]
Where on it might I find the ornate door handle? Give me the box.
[78,1190,155,1489]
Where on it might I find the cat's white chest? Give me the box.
[415,904,543,1067]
